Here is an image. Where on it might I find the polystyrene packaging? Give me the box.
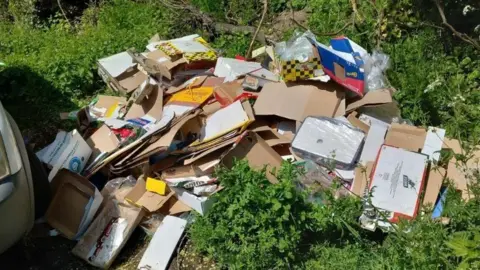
[292,117,365,170]
[275,30,317,62]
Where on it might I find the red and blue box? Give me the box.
[313,37,367,96]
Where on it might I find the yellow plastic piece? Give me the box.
[146,177,166,195]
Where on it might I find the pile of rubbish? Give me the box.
[35,31,479,269]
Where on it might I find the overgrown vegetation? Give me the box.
[1,0,480,268]
[192,160,480,269]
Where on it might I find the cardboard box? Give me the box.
[36,129,92,181]
[345,88,394,112]
[138,216,187,270]
[125,176,174,213]
[222,132,283,184]
[86,124,119,164]
[253,81,346,121]
[190,100,254,146]
[276,43,323,82]
[315,37,367,96]
[147,35,217,80]
[171,186,216,215]
[442,138,480,201]
[384,124,427,153]
[351,162,373,196]
[125,86,163,121]
[98,51,147,94]
[46,169,103,240]
[72,200,144,269]
[369,145,428,222]
[145,49,187,81]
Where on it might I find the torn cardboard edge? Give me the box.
[253,81,346,122]
[46,169,103,240]
[125,176,174,212]
[222,131,283,184]
[346,88,394,112]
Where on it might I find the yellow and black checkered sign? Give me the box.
[156,40,217,63]
[184,51,217,62]
[280,58,322,82]
[156,42,182,56]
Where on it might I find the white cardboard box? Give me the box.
[370,145,428,221]
[137,216,187,270]
[37,130,92,181]
[172,187,215,215]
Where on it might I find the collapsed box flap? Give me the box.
[214,82,242,105]
[166,75,208,95]
[46,169,97,239]
[253,82,345,122]
[118,70,148,93]
[86,124,119,161]
[183,135,240,165]
[252,126,291,147]
[125,177,174,212]
[351,162,373,196]
[222,132,283,184]
[125,86,163,120]
[94,95,127,110]
[346,88,393,112]
[159,196,192,215]
[384,124,427,152]
[423,166,447,206]
[146,50,186,80]
[347,111,370,134]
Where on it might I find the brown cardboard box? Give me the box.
[124,176,174,212]
[384,124,427,152]
[347,111,370,134]
[253,81,346,121]
[145,50,187,81]
[98,52,147,94]
[442,138,480,201]
[72,200,144,269]
[222,132,283,184]
[351,162,373,196]
[46,169,103,240]
[124,86,163,121]
[346,88,394,112]
[86,124,119,163]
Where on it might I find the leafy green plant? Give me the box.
[190,161,317,269]
[446,230,480,269]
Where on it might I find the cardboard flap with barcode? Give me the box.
[369,145,428,223]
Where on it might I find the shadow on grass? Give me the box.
[0,65,79,148]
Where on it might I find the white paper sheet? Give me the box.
[370,146,428,217]
[422,127,445,162]
[200,100,248,142]
[214,57,262,82]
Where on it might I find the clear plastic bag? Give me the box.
[275,30,317,62]
[140,213,165,236]
[295,160,350,204]
[102,176,137,202]
[292,117,365,170]
[362,50,390,92]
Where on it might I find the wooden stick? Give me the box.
[434,0,480,51]
[246,0,268,58]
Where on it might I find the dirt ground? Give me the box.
[0,225,216,270]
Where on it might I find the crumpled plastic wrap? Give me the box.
[101,176,137,202]
[292,117,365,170]
[140,213,165,236]
[362,50,390,92]
[295,160,350,204]
[275,30,317,62]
